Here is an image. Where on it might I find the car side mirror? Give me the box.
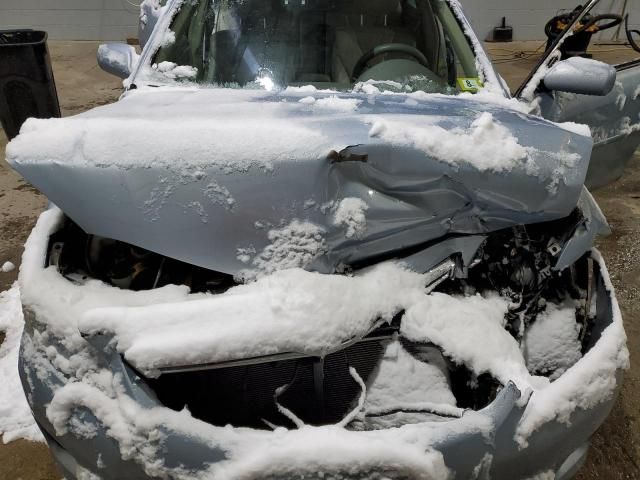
[543,57,616,96]
[97,43,138,79]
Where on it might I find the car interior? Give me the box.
[154,0,479,92]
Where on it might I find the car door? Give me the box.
[515,0,640,190]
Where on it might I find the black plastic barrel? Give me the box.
[0,30,61,140]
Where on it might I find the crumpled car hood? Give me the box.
[7,87,593,276]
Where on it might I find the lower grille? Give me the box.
[146,338,388,429]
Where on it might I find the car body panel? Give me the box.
[538,60,640,189]
[8,89,593,276]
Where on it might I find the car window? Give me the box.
[143,0,480,94]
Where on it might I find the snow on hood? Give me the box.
[7,87,593,277]
[7,87,586,173]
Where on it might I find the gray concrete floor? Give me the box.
[0,40,638,479]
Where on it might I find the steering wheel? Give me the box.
[351,43,430,82]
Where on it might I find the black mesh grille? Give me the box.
[146,338,387,429]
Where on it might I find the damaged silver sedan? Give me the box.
[6,0,636,478]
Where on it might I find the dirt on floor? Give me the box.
[579,156,640,480]
[0,41,639,480]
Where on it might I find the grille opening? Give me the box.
[145,338,387,429]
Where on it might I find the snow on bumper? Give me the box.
[18,208,628,479]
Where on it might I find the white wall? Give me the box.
[459,0,640,42]
[0,0,139,41]
[0,0,637,42]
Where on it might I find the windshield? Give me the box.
[144,0,480,94]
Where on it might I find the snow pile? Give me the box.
[402,293,530,390]
[368,112,530,173]
[160,29,175,47]
[208,424,452,480]
[558,122,592,138]
[285,85,322,93]
[1,261,15,273]
[80,262,428,374]
[6,90,335,174]
[0,284,43,443]
[239,220,327,280]
[363,341,462,421]
[299,95,362,113]
[314,96,362,112]
[332,198,369,239]
[523,304,582,380]
[46,374,455,480]
[153,61,197,80]
[353,79,410,96]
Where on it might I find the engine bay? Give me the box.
[44,212,599,430]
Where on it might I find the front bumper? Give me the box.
[17,211,627,480]
[22,351,610,480]
[18,258,623,480]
